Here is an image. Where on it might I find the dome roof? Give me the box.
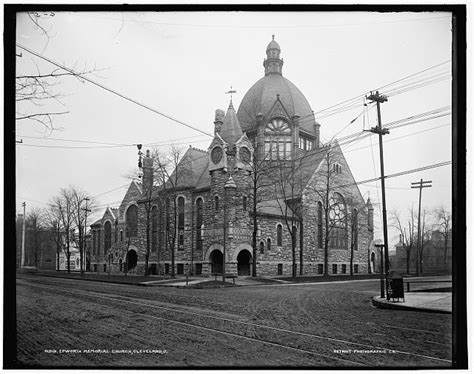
[236,73,316,135]
[266,38,280,51]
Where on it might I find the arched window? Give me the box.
[215,196,219,211]
[292,225,298,250]
[317,202,323,248]
[242,196,247,212]
[125,205,138,237]
[264,118,292,160]
[352,208,358,251]
[196,198,203,251]
[158,200,163,250]
[104,221,112,253]
[267,238,272,252]
[165,198,170,231]
[114,220,118,243]
[277,224,283,246]
[259,241,265,254]
[178,197,185,249]
[329,193,347,249]
[152,206,158,252]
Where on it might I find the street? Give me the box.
[16,274,452,368]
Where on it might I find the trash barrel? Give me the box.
[387,271,405,302]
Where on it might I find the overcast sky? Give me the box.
[15,10,453,248]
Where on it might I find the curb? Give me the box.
[371,296,451,314]
[18,272,155,287]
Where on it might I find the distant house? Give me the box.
[390,230,452,274]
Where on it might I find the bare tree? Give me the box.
[241,150,273,277]
[303,143,353,277]
[433,206,452,271]
[50,188,75,272]
[269,152,305,278]
[70,187,94,275]
[391,208,416,274]
[44,204,64,271]
[25,207,46,267]
[344,195,367,276]
[16,12,101,132]
[152,145,191,277]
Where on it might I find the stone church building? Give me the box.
[89,36,374,277]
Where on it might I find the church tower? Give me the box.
[208,99,254,275]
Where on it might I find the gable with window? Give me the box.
[264,118,292,160]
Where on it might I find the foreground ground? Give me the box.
[14,274,452,368]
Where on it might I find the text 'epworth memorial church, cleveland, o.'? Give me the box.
[89,37,375,277]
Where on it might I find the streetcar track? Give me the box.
[18,281,362,366]
[17,278,452,365]
[17,275,450,337]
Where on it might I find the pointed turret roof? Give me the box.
[219,100,243,145]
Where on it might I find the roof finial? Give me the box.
[272,34,275,40]
[225,85,237,108]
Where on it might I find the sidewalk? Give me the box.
[372,292,452,314]
[143,276,278,287]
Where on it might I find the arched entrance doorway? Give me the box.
[237,250,252,276]
[126,250,138,271]
[210,250,223,274]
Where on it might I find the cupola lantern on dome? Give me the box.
[264,35,283,76]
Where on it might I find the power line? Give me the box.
[16,43,214,138]
[16,133,209,147]
[17,138,210,149]
[343,123,450,154]
[297,60,451,124]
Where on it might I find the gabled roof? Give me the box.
[151,146,210,197]
[90,218,102,227]
[257,198,295,218]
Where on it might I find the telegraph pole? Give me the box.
[411,179,432,276]
[82,197,91,275]
[21,202,26,268]
[366,91,390,298]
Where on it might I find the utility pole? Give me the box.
[366,90,390,298]
[375,243,385,298]
[82,197,91,275]
[21,202,26,268]
[411,179,432,276]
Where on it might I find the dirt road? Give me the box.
[14,274,452,368]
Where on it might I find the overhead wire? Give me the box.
[16,133,209,148]
[16,43,214,138]
[295,60,451,125]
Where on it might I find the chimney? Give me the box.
[314,118,321,149]
[214,109,225,135]
[143,149,153,192]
